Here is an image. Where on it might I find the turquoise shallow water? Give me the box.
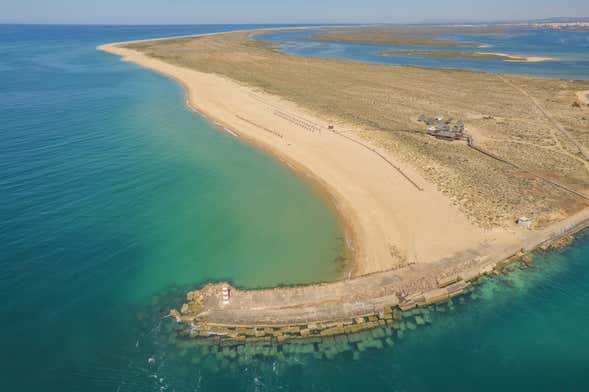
[1,25,589,391]
[0,24,343,390]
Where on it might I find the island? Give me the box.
[379,49,552,62]
[99,26,589,342]
[308,25,501,47]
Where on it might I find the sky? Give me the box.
[1,0,588,24]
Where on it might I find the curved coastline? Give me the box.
[98,29,589,338]
[98,31,512,277]
[98,36,361,277]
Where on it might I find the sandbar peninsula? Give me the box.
[99,25,589,340]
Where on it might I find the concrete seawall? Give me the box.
[170,252,519,341]
[171,213,589,343]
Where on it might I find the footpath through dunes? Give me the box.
[99,28,589,339]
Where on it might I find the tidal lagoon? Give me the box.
[255,27,589,79]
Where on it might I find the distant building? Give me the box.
[420,113,465,141]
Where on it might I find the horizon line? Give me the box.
[1,16,589,27]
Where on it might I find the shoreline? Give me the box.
[98,28,589,338]
[99,36,362,276]
[99,35,523,277]
[378,49,553,62]
[482,52,554,62]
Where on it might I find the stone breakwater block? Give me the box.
[283,326,301,334]
[405,292,425,302]
[371,328,386,339]
[181,304,189,314]
[437,275,459,288]
[344,323,372,334]
[356,341,367,351]
[334,334,349,346]
[399,302,417,311]
[423,288,449,304]
[277,335,288,343]
[447,281,469,298]
[347,332,363,343]
[243,328,257,337]
[350,330,372,343]
[170,309,180,319]
[459,269,480,282]
[320,325,345,336]
[480,265,495,275]
[180,316,194,323]
[357,337,383,351]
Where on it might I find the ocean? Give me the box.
[1,24,588,391]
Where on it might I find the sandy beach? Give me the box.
[482,52,554,62]
[99,32,587,277]
[99,39,529,277]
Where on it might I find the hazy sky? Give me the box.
[1,0,588,24]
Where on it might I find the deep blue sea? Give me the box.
[1,24,589,391]
[255,28,589,80]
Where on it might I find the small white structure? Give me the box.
[516,217,533,229]
[221,286,230,305]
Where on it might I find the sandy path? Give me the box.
[99,41,527,277]
[497,74,589,166]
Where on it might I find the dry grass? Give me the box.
[380,50,525,61]
[309,25,507,47]
[125,31,589,227]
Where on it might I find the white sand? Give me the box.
[478,51,553,62]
